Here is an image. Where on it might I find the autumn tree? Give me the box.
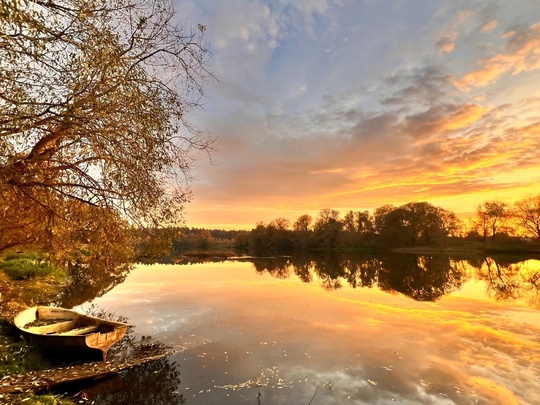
[476,201,508,242]
[373,202,459,247]
[513,196,540,239]
[0,0,214,254]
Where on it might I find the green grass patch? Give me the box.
[0,254,56,280]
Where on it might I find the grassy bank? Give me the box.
[0,254,70,322]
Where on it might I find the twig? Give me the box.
[308,384,319,405]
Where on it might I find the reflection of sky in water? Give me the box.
[87,261,540,404]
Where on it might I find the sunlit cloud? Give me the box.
[480,19,498,33]
[404,103,487,138]
[456,21,540,90]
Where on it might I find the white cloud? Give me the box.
[278,0,343,16]
[208,1,281,51]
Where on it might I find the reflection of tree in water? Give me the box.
[56,260,133,308]
[310,253,345,291]
[527,272,540,307]
[377,254,463,301]
[251,253,463,301]
[339,255,380,289]
[88,356,184,405]
[251,257,293,279]
[483,257,520,301]
[293,258,314,284]
[479,257,540,307]
[249,254,540,303]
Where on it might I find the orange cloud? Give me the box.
[404,103,487,138]
[467,377,521,405]
[456,22,540,90]
[480,19,498,33]
[441,104,487,131]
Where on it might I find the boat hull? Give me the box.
[14,306,130,360]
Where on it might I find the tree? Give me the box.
[314,209,342,248]
[0,0,214,252]
[373,205,395,235]
[514,196,540,239]
[435,206,461,237]
[476,201,508,242]
[314,209,340,232]
[373,202,459,247]
[292,214,313,250]
[355,210,373,233]
[343,211,356,233]
[269,217,291,230]
[293,214,312,232]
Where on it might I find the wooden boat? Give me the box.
[14,306,130,360]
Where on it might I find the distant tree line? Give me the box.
[233,197,540,253]
[172,228,238,251]
[131,196,540,258]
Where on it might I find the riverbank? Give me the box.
[393,238,540,257]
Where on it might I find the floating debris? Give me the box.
[214,367,290,391]
[368,379,378,386]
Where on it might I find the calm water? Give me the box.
[82,255,540,404]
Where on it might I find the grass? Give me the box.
[0,253,56,280]
[0,253,70,316]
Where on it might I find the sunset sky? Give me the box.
[178,0,540,230]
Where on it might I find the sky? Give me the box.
[175,0,540,230]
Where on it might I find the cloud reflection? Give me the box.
[90,261,540,404]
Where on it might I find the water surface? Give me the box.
[85,257,540,404]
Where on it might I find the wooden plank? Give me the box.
[36,307,77,321]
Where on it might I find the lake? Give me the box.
[81,254,540,404]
